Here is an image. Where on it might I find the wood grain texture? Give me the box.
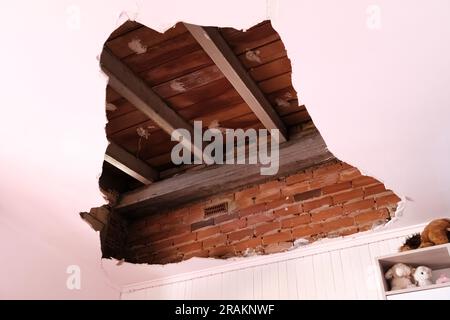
[115,130,334,216]
[186,23,288,142]
[105,142,159,184]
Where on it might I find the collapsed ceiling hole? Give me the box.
[81,20,401,265]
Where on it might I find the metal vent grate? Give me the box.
[204,202,228,217]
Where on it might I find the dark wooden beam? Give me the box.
[185,23,288,143]
[115,130,334,216]
[104,142,159,185]
[100,48,212,163]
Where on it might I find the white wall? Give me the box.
[121,224,424,300]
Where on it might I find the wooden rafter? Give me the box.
[100,48,212,163]
[104,142,159,185]
[116,130,334,216]
[185,23,288,143]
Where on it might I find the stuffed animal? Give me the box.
[435,274,450,284]
[385,263,416,291]
[399,218,450,251]
[419,218,450,248]
[413,266,433,287]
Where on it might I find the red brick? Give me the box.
[286,171,313,185]
[364,184,387,197]
[214,212,239,224]
[265,196,294,210]
[264,242,293,254]
[339,226,359,236]
[172,233,197,245]
[254,190,281,204]
[310,173,340,189]
[376,194,401,207]
[228,228,254,242]
[311,206,343,222]
[313,162,342,177]
[354,209,389,224]
[281,181,309,196]
[322,217,354,233]
[343,198,375,213]
[203,234,227,248]
[274,204,301,217]
[239,203,266,217]
[191,218,214,231]
[234,237,263,253]
[152,248,180,261]
[183,250,210,260]
[219,218,246,233]
[142,238,173,253]
[259,180,284,192]
[209,246,236,258]
[197,226,220,240]
[339,168,361,182]
[302,196,333,212]
[322,182,352,195]
[292,224,322,238]
[177,241,202,254]
[333,189,364,204]
[235,196,255,209]
[293,189,322,201]
[184,206,205,224]
[262,231,292,245]
[247,212,275,226]
[352,176,379,187]
[254,221,280,236]
[280,214,311,228]
[235,186,259,200]
[146,230,172,242]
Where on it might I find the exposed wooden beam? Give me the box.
[115,130,334,216]
[105,142,159,185]
[100,48,211,163]
[185,23,288,143]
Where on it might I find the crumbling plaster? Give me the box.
[0,0,449,298]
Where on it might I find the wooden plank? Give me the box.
[166,78,233,109]
[123,32,200,73]
[106,23,187,59]
[185,24,288,143]
[152,64,224,98]
[100,48,211,163]
[259,72,293,94]
[115,130,334,215]
[249,57,292,82]
[141,49,213,86]
[220,22,280,55]
[238,40,287,69]
[104,142,159,184]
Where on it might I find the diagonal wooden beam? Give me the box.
[185,23,288,143]
[100,48,211,163]
[104,142,159,185]
[115,130,334,216]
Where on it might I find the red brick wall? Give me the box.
[124,160,400,264]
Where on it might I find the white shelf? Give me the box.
[385,281,450,296]
[375,243,450,299]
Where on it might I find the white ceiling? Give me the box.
[0,0,449,297]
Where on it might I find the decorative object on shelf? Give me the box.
[435,274,450,284]
[399,218,450,252]
[385,263,417,291]
[399,233,421,252]
[413,266,433,287]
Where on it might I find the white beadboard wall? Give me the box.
[121,223,424,300]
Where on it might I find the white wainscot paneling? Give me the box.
[121,224,427,300]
